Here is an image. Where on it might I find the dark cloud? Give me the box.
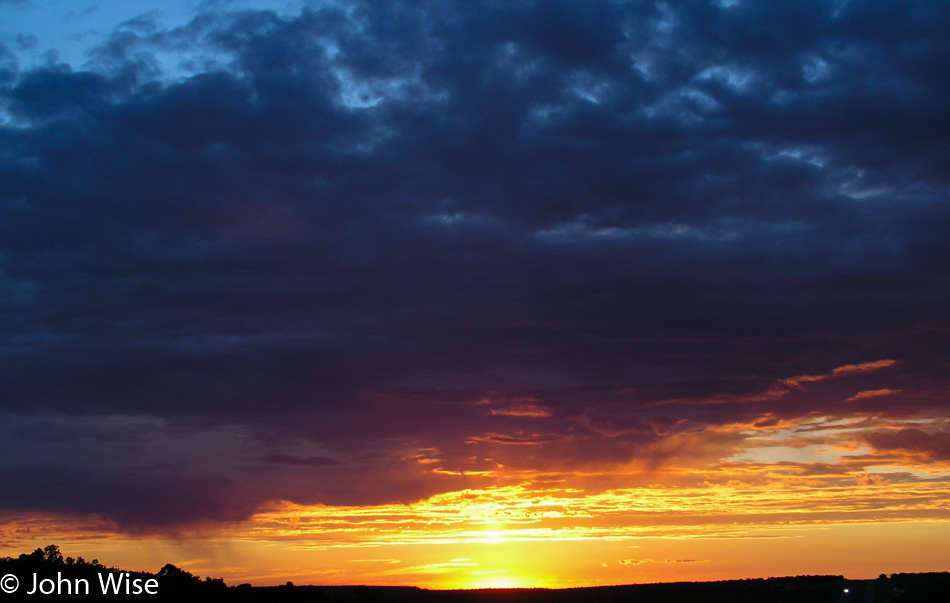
[865,428,950,461]
[1,0,949,528]
[0,466,259,529]
[259,454,342,466]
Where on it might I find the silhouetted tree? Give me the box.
[43,544,65,565]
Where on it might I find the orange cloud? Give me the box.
[466,432,569,445]
[488,405,553,418]
[778,359,897,392]
[832,359,898,376]
[847,389,901,402]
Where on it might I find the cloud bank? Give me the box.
[1,0,949,530]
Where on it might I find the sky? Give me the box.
[1,0,950,589]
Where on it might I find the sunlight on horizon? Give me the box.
[4,480,950,588]
[3,377,949,588]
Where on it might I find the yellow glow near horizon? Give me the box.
[462,575,537,590]
[5,519,950,589]
[4,475,950,588]
[3,408,949,588]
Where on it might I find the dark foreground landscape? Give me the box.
[2,546,947,602]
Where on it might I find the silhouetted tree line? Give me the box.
[2,545,949,602]
[886,571,950,602]
[0,544,226,600]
